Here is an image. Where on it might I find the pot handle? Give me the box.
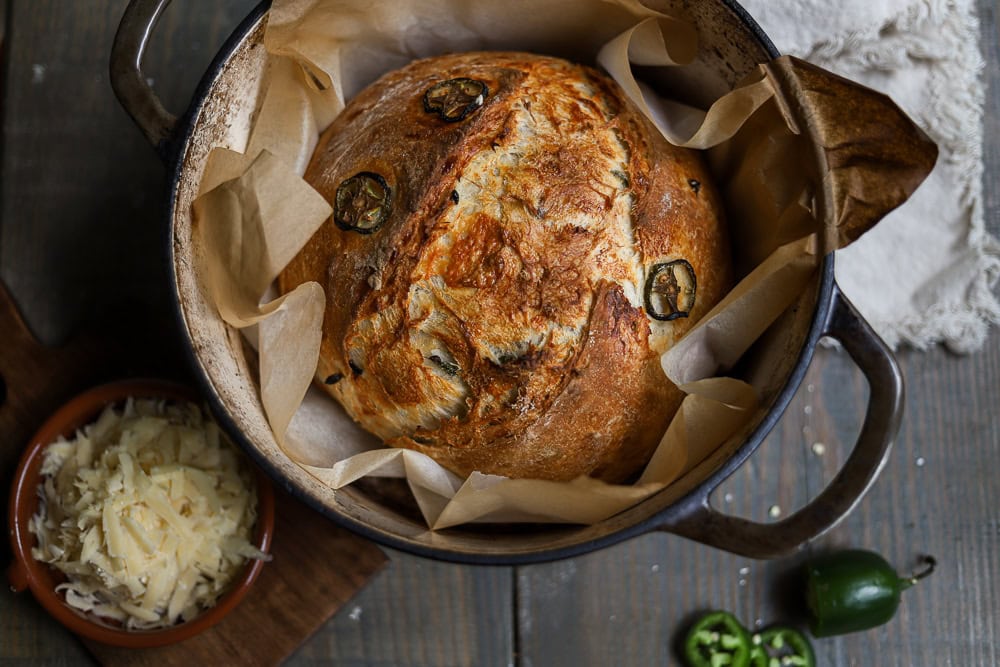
[652,285,903,558]
[110,0,177,159]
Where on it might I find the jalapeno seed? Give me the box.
[645,259,697,321]
[423,77,489,122]
[334,172,391,234]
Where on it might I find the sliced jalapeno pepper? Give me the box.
[334,172,391,234]
[423,77,488,122]
[749,627,815,667]
[684,610,752,667]
[805,549,936,637]
[644,259,696,321]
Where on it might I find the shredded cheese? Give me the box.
[29,398,270,630]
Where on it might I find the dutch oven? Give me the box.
[110,0,924,564]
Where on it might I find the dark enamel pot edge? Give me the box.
[111,0,902,565]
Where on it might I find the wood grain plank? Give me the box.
[0,0,257,346]
[288,551,514,667]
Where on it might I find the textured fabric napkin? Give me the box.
[740,0,998,352]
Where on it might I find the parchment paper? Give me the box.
[190,0,927,528]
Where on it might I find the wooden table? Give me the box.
[2,1,998,665]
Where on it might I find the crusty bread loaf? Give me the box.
[279,51,731,483]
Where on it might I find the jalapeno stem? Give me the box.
[899,555,937,590]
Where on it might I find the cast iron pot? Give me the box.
[110,0,906,564]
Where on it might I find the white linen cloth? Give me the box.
[740,0,998,352]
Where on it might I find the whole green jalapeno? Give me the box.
[804,549,936,637]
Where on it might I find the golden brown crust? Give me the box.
[279,51,730,483]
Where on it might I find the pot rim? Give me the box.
[163,0,836,565]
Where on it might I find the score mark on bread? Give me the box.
[278,52,731,483]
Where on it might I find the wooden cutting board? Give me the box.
[0,281,388,665]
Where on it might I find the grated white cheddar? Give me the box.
[29,398,270,630]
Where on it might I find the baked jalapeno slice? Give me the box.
[645,259,696,321]
[423,77,488,122]
[334,172,392,234]
[684,610,752,667]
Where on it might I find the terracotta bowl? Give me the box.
[5,379,275,648]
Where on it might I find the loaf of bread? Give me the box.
[279,51,731,483]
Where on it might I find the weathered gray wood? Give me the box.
[288,549,514,667]
[0,0,257,346]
